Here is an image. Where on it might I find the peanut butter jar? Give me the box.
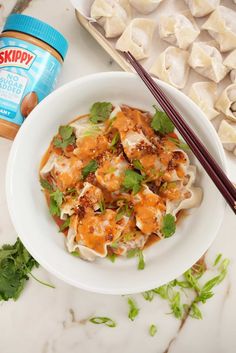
[0,14,68,139]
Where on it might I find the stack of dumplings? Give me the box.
[89,0,236,155]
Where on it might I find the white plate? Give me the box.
[6,72,226,295]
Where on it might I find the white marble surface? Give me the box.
[0,1,236,353]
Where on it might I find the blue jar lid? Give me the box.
[3,14,68,60]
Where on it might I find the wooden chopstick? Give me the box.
[124,51,236,215]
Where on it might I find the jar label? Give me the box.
[0,37,61,126]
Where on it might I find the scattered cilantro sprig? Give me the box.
[122,170,144,194]
[127,248,145,270]
[89,102,113,124]
[53,125,76,149]
[149,324,157,337]
[161,214,176,238]
[151,106,174,135]
[0,238,54,301]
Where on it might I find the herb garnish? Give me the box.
[127,248,145,270]
[133,159,144,172]
[116,202,133,222]
[161,214,176,238]
[0,238,54,301]
[107,253,116,263]
[82,160,98,179]
[122,170,144,194]
[128,297,139,321]
[89,102,113,124]
[59,218,70,232]
[49,189,64,216]
[149,324,157,337]
[110,132,120,150]
[40,177,54,192]
[98,199,106,214]
[53,125,76,149]
[167,137,189,151]
[89,317,116,327]
[151,106,174,135]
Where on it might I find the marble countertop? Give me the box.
[0,1,236,353]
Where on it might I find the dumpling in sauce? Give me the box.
[224,49,236,84]
[159,12,200,50]
[115,18,156,60]
[129,0,163,14]
[184,0,219,18]
[218,119,236,155]
[202,6,236,52]
[90,0,131,38]
[150,46,189,89]
[188,81,219,120]
[188,42,228,83]
[215,83,236,122]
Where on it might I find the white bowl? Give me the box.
[6,72,226,295]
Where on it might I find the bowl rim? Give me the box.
[6,71,227,294]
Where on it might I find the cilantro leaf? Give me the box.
[98,199,106,214]
[122,170,144,194]
[53,125,75,149]
[89,102,113,124]
[142,290,154,301]
[151,106,174,135]
[116,202,133,222]
[161,214,176,238]
[170,292,182,319]
[40,178,54,192]
[189,303,202,320]
[82,160,98,179]
[107,253,116,263]
[49,189,64,216]
[167,137,189,151]
[0,238,38,301]
[137,249,145,270]
[128,297,139,321]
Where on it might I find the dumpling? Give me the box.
[150,46,189,89]
[223,49,236,83]
[184,0,219,18]
[116,18,156,60]
[202,6,236,52]
[218,119,236,155]
[129,0,163,14]
[90,0,131,38]
[159,12,200,49]
[188,82,219,120]
[215,84,236,122]
[188,42,228,83]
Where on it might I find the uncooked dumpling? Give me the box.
[159,12,200,49]
[188,82,219,120]
[90,0,131,38]
[150,46,189,89]
[188,42,228,83]
[218,119,236,155]
[215,84,236,122]
[224,49,236,83]
[129,0,163,14]
[202,6,236,52]
[116,18,156,60]
[184,0,219,17]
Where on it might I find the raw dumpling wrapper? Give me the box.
[223,49,236,83]
[90,0,130,38]
[218,119,236,155]
[159,12,200,49]
[215,84,236,122]
[129,0,163,14]
[150,46,189,89]
[188,42,228,83]
[184,0,219,18]
[202,6,236,52]
[188,82,219,120]
[116,18,156,60]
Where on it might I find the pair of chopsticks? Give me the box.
[124,51,236,215]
